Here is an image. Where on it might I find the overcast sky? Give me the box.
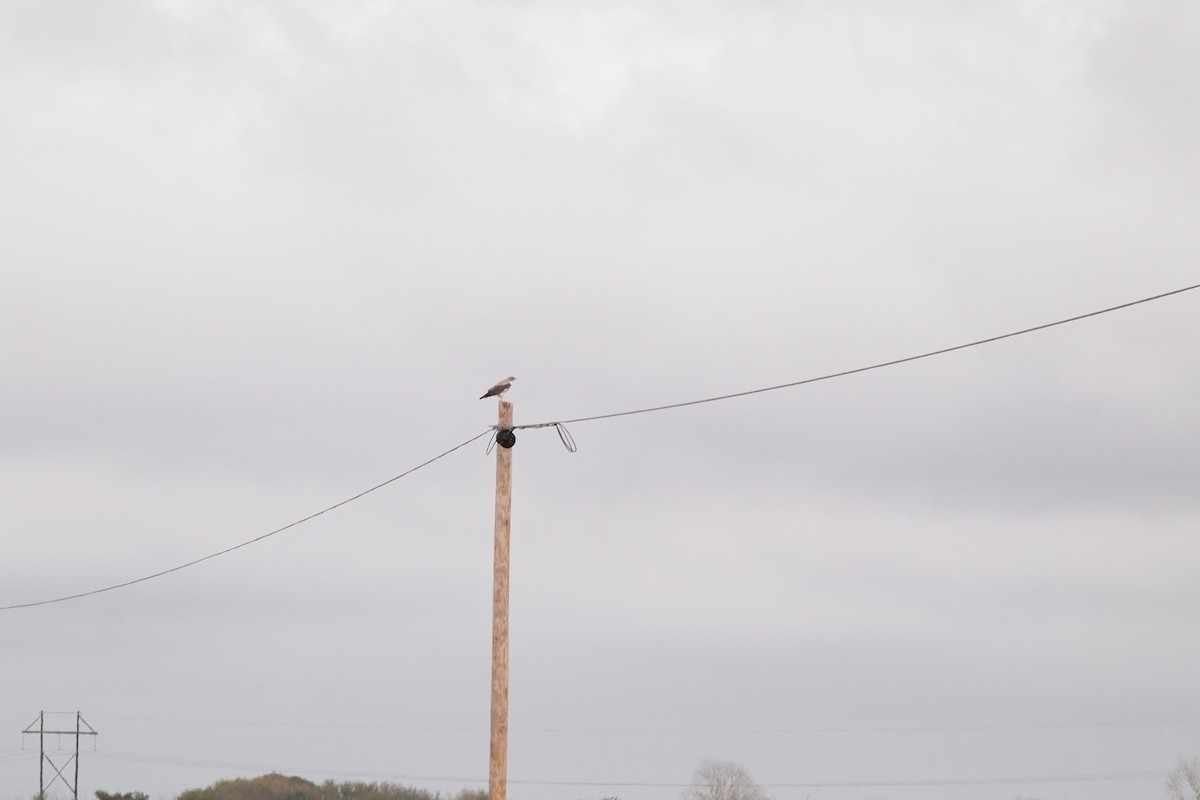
[2,2,1199,800]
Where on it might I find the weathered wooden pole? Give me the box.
[38,711,44,799]
[489,400,514,800]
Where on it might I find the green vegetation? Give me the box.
[98,776,485,800]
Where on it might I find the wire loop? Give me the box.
[554,423,577,453]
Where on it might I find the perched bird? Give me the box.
[480,376,516,400]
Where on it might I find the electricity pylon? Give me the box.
[22,711,98,800]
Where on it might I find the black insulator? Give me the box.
[497,429,517,449]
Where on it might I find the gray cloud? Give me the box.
[2,3,1199,800]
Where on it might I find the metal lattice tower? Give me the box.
[22,711,98,800]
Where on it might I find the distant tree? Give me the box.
[179,773,321,800]
[96,791,149,800]
[173,775,488,800]
[176,776,473,800]
[1167,758,1200,800]
[681,760,768,800]
[318,780,437,800]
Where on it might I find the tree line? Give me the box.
[91,755,1200,800]
[95,775,485,800]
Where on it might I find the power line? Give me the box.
[5,283,1197,609]
[513,281,1200,431]
[84,713,1200,734]
[756,771,1167,789]
[85,750,478,783]
[0,430,492,611]
[81,750,1166,788]
[544,770,1168,788]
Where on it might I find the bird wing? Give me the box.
[480,380,510,399]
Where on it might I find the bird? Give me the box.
[480,376,516,400]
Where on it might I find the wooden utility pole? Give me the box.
[489,400,514,800]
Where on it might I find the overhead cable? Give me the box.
[0,430,492,611]
[513,281,1200,431]
[85,713,1200,734]
[5,283,1197,608]
[81,750,1165,788]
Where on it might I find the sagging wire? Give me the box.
[508,281,1200,434]
[0,429,493,611]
